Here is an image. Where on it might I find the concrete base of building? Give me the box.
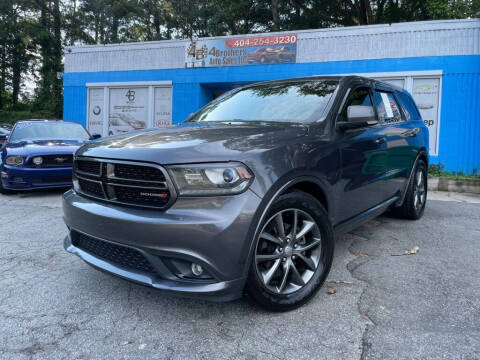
[428,177,480,194]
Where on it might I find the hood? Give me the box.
[5,139,85,157]
[76,122,308,164]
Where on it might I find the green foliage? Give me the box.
[0,109,57,125]
[0,0,479,121]
[429,163,480,178]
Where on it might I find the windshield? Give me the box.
[9,122,90,142]
[190,80,338,123]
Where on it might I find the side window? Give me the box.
[396,91,421,121]
[372,90,403,123]
[339,87,372,122]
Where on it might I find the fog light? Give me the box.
[191,263,203,276]
[33,157,43,166]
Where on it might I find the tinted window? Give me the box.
[190,80,339,123]
[396,91,421,121]
[372,91,403,123]
[9,122,90,142]
[339,87,372,122]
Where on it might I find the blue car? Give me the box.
[0,120,96,194]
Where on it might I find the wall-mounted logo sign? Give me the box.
[185,34,297,68]
[125,89,136,102]
[92,105,101,115]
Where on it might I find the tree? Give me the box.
[32,0,63,117]
[1,0,479,120]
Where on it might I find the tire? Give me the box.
[246,191,334,311]
[392,159,427,220]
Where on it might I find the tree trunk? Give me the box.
[94,15,99,43]
[271,0,279,31]
[52,0,63,117]
[0,41,6,110]
[153,9,161,39]
[359,0,373,25]
[11,8,20,106]
[111,14,119,43]
[11,57,20,107]
[70,0,77,45]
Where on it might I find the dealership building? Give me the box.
[63,18,480,173]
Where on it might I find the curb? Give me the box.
[428,177,480,194]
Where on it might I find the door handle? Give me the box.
[375,137,386,144]
[402,128,420,137]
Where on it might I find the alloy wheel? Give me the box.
[413,169,426,212]
[255,209,322,295]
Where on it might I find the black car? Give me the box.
[63,76,428,311]
[0,123,12,145]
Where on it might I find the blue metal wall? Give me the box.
[63,55,480,174]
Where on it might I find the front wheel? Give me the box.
[246,191,334,311]
[392,159,427,220]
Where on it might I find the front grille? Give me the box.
[78,178,104,197]
[72,232,155,273]
[114,163,165,182]
[28,154,73,167]
[77,160,101,175]
[113,186,169,207]
[31,177,71,184]
[73,158,172,209]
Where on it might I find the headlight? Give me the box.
[5,156,25,166]
[167,163,253,196]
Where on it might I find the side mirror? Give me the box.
[337,105,378,129]
[90,134,102,140]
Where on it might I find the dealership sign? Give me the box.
[185,34,297,68]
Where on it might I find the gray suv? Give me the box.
[63,76,429,311]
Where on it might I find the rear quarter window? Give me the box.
[396,91,422,121]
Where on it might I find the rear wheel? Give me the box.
[393,159,427,220]
[247,191,334,311]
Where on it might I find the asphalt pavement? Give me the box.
[0,190,479,360]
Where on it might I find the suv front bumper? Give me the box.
[62,189,262,301]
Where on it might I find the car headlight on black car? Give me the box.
[5,156,25,166]
[167,162,253,196]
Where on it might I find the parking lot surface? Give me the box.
[1,191,479,360]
